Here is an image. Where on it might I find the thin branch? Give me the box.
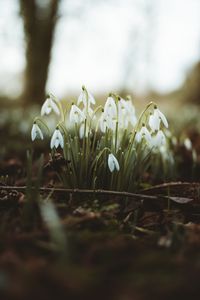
[0,185,193,203]
[141,182,200,193]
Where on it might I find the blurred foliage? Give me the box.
[182,61,200,104]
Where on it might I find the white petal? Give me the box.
[31,124,43,141]
[41,99,51,116]
[113,156,120,171]
[57,130,64,148]
[88,91,96,105]
[158,130,166,145]
[37,124,44,140]
[149,114,160,132]
[70,104,86,124]
[118,98,127,116]
[108,154,115,172]
[156,109,168,128]
[50,99,60,115]
[31,124,37,141]
[104,97,117,117]
[79,123,85,139]
[108,154,120,172]
[135,131,142,143]
[77,90,86,106]
[50,130,57,149]
[54,139,59,148]
[152,130,166,147]
[140,127,152,143]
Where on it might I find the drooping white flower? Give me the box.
[117,97,127,115]
[104,96,117,118]
[151,130,166,148]
[149,112,161,132]
[154,106,168,128]
[77,86,96,106]
[99,110,117,133]
[69,104,86,124]
[135,125,152,144]
[31,123,44,141]
[126,99,137,127]
[41,96,60,116]
[50,129,64,149]
[108,153,120,172]
[117,97,129,129]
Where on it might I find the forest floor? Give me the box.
[1,109,200,300]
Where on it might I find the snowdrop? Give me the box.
[77,86,96,106]
[41,95,60,116]
[117,97,129,129]
[151,130,166,148]
[31,123,44,141]
[104,96,117,118]
[108,153,120,172]
[126,98,137,127]
[31,86,172,191]
[135,125,152,144]
[153,106,168,129]
[149,112,161,132]
[50,128,64,149]
[117,97,127,114]
[99,112,117,132]
[69,104,86,124]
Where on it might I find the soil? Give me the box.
[1,137,200,300]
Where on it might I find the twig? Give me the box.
[141,182,200,193]
[0,185,193,203]
[0,185,154,200]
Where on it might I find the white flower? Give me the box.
[126,99,137,127]
[104,96,117,118]
[99,110,117,132]
[151,130,166,148]
[149,112,161,132]
[108,153,120,172]
[69,104,86,124]
[154,107,168,128]
[117,97,129,129]
[50,129,64,149]
[135,125,152,144]
[41,96,60,116]
[118,97,127,115]
[31,123,44,141]
[77,86,96,106]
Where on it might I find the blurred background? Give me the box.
[1,0,200,154]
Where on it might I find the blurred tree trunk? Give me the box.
[20,0,59,105]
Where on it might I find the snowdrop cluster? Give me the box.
[135,106,168,149]
[31,86,173,190]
